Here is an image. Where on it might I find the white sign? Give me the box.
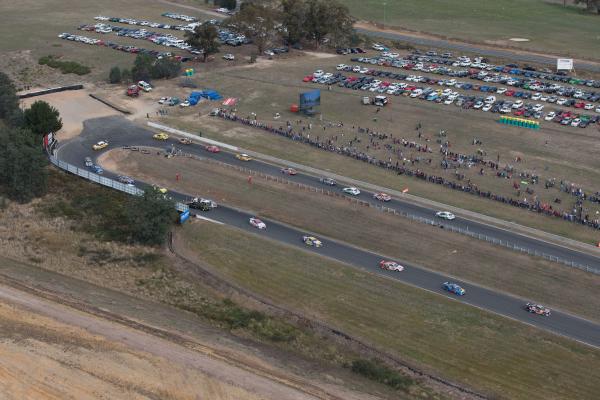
[557,58,573,70]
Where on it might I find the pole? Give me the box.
[383,2,387,28]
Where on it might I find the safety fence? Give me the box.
[206,158,600,275]
[49,155,188,212]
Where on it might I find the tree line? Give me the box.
[184,0,355,61]
[0,72,61,203]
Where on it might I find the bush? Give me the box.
[350,359,414,391]
[109,66,122,83]
[38,55,91,75]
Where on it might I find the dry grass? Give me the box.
[158,51,600,244]
[179,220,600,400]
[107,150,600,322]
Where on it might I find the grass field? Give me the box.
[0,0,214,82]
[107,151,600,322]
[179,220,600,400]
[159,52,600,244]
[341,0,600,60]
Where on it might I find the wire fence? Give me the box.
[49,155,189,213]
[206,158,600,276]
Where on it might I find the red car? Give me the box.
[302,75,314,82]
[574,102,585,109]
[505,90,516,97]
[513,109,525,116]
[281,167,297,175]
[205,145,220,153]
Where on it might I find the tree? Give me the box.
[185,24,221,62]
[131,53,154,82]
[0,125,48,203]
[151,57,182,79]
[109,66,122,83]
[123,189,177,245]
[225,3,278,54]
[217,0,237,9]
[304,0,353,47]
[23,100,63,137]
[0,72,23,127]
[280,0,308,45]
[121,68,132,83]
[574,0,600,13]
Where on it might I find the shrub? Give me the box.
[109,66,122,83]
[38,55,91,75]
[350,358,414,391]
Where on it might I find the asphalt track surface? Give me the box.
[356,28,600,73]
[56,116,600,347]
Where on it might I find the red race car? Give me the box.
[205,145,220,153]
[281,167,298,175]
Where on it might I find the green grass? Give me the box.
[113,152,600,322]
[342,0,600,60]
[180,221,600,400]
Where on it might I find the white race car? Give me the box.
[343,187,361,196]
[379,260,404,272]
[436,211,456,220]
[249,217,266,230]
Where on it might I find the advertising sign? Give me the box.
[557,58,573,70]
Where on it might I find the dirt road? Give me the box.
[0,282,346,400]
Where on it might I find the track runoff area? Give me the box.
[54,117,600,348]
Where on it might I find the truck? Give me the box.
[137,80,152,92]
[126,85,140,97]
[362,95,388,107]
[186,197,217,211]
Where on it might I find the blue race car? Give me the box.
[90,164,104,174]
[442,282,466,296]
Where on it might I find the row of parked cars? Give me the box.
[406,51,597,90]
[58,33,192,61]
[345,64,600,113]
[352,56,600,105]
[304,71,600,128]
[94,15,207,31]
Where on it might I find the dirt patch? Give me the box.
[20,88,118,140]
[304,51,339,59]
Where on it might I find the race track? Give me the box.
[55,116,600,347]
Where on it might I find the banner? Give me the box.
[556,58,573,70]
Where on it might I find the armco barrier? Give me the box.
[18,85,84,99]
[49,155,188,212]
[203,157,600,275]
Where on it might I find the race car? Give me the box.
[436,211,456,220]
[379,260,404,272]
[236,153,252,161]
[302,235,323,247]
[92,140,108,150]
[342,187,361,196]
[525,303,551,316]
[442,282,466,296]
[205,145,220,153]
[84,156,93,167]
[153,132,170,140]
[90,164,104,174]
[249,217,266,229]
[319,177,337,186]
[117,175,135,185]
[156,187,168,194]
[373,192,391,202]
[281,167,297,176]
[178,137,193,145]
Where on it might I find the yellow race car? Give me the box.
[236,153,252,161]
[92,140,109,150]
[153,132,170,140]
